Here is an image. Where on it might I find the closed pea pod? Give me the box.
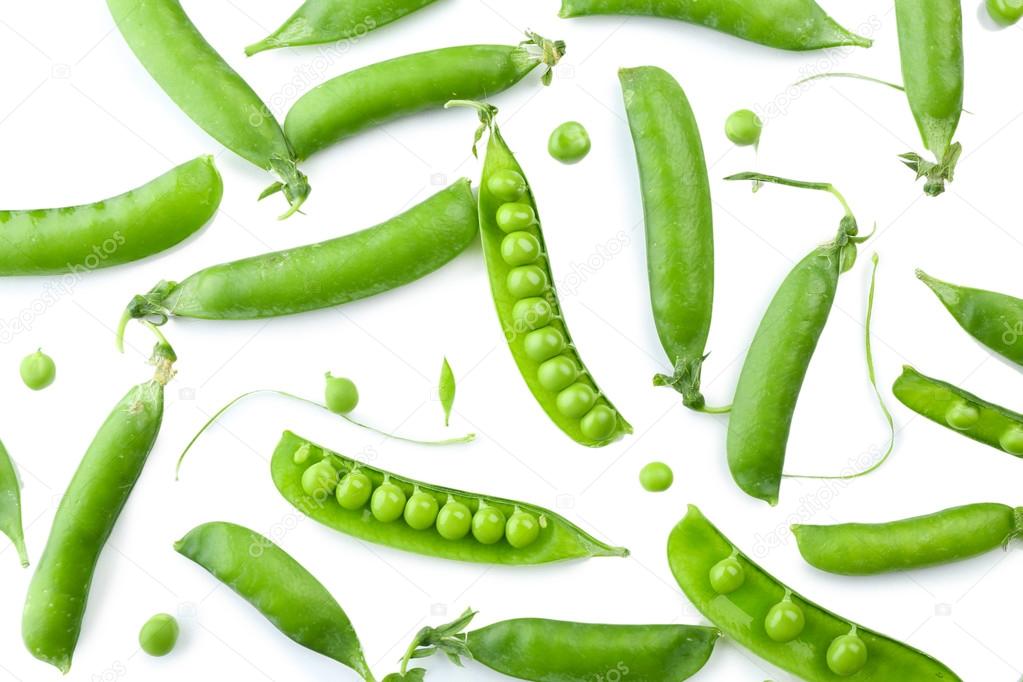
[0,439,28,567]
[669,505,963,681]
[792,503,1023,575]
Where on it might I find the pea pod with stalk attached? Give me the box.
[668,505,963,681]
[106,0,309,217]
[0,439,28,567]
[284,34,564,160]
[447,100,631,447]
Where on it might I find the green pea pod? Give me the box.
[175,521,374,681]
[0,439,28,567]
[106,0,309,218]
[559,0,871,51]
[893,365,1023,457]
[894,0,964,197]
[917,270,1023,368]
[118,180,478,348]
[272,431,628,564]
[1,157,222,276]
[246,0,441,55]
[793,503,1023,575]
[22,339,174,673]
[284,34,564,160]
[669,505,964,681]
[619,66,725,413]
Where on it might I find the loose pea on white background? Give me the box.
[1,1,1022,681]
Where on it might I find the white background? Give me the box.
[1,1,1022,680]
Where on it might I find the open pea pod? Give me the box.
[272,431,628,564]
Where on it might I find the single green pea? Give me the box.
[139,613,179,657]
[20,349,56,391]
[403,488,440,530]
[293,443,312,465]
[945,402,980,430]
[301,460,338,499]
[556,383,597,419]
[725,109,763,147]
[548,121,591,164]
[580,405,618,441]
[1000,427,1023,455]
[639,461,674,492]
[537,356,579,392]
[523,327,566,362]
[709,556,745,594]
[505,508,540,548]
[436,496,472,540]
[506,265,548,299]
[472,502,506,545]
[512,297,554,330]
[764,597,805,643]
[500,231,542,267]
[324,373,359,414]
[370,479,406,523]
[496,203,537,233]
[987,0,1023,25]
[487,169,528,202]
[336,470,372,510]
[827,631,868,676]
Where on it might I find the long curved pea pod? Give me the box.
[619,66,721,413]
[917,270,1023,367]
[793,503,1023,575]
[245,0,441,56]
[272,431,628,564]
[892,365,1023,457]
[175,521,375,681]
[106,0,309,217]
[0,156,222,276]
[456,102,631,447]
[894,0,964,197]
[559,0,871,51]
[284,34,564,160]
[22,341,174,673]
[118,180,477,345]
[0,439,28,567]
[669,506,964,681]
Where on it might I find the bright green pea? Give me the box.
[548,121,591,164]
[336,470,372,510]
[403,488,439,530]
[709,556,745,594]
[505,508,540,548]
[556,383,597,419]
[436,496,472,540]
[580,405,618,441]
[987,0,1023,26]
[537,356,579,392]
[324,373,359,414]
[472,502,506,545]
[500,231,542,266]
[301,460,338,499]
[523,327,566,362]
[487,169,527,202]
[293,443,312,465]
[506,265,548,298]
[20,349,56,391]
[639,461,673,492]
[496,203,537,233]
[764,598,805,643]
[370,479,406,523]
[945,402,979,430]
[139,613,179,657]
[827,631,868,676]
[1000,427,1023,455]
[512,297,553,330]
[725,109,763,147]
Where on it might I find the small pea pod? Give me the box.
[438,357,455,426]
[175,521,374,681]
[0,439,28,567]
[669,505,964,681]
[793,503,1023,575]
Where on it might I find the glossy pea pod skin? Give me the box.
[892,366,1023,457]
[793,503,1023,575]
[917,270,1023,368]
[0,156,221,276]
[175,521,374,681]
[669,505,964,681]
[619,66,715,411]
[559,0,871,51]
[0,439,28,567]
[246,0,440,55]
[272,431,629,564]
